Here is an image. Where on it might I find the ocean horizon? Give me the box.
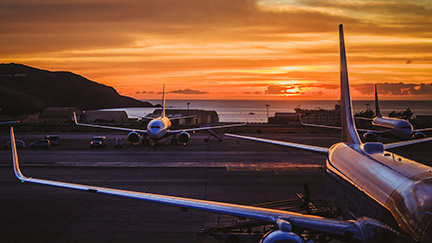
[101,99,432,123]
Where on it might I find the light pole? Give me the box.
[265,104,270,123]
[187,102,190,113]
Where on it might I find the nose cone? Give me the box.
[395,120,413,139]
[147,120,166,140]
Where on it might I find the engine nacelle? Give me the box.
[177,132,191,144]
[260,230,304,243]
[363,131,377,142]
[412,131,426,139]
[127,131,141,143]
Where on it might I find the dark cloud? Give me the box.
[353,82,432,96]
[169,89,209,95]
[136,91,140,94]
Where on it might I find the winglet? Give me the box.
[162,84,166,118]
[339,24,361,144]
[10,127,26,181]
[374,84,382,117]
[73,112,78,125]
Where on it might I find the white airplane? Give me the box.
[73,85,245,145]
[359,84,432,141]
[299,81,432,143]
[10,25,432,242]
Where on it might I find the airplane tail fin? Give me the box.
[162,84,166,118]
[374,84,382,117]
[339,25,361,144]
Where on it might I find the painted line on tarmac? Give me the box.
[50,161,324,169]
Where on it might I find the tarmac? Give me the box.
[0,130,431,243]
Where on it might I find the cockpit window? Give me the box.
[401,126,411,129]
[151,126,160,129]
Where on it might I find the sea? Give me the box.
[102,100,432,123]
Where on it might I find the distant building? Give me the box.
[268,112,301,125]
[151,109,219,125]
[84,110,129,123]
[295,104,341,126]
[40,107,82,123]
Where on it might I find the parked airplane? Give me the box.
[359,84,432,141]
[73,85,245,145]
[10,25,432,242]
[299,81,432,142]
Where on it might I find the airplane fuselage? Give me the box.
[326,142,432,242]
[146,116,172,141]
[372,117,413,140]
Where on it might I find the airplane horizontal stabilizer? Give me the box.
[170,123,246,133]
[225,133,329,154]
[384,137,432,150]
[73,112,147,133]
[414,128,432,133]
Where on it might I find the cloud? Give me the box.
[1,0,432,100]
[353,82,432,96]
[265,85,288,94]
[169,89,209,95]
[264,83,338,95]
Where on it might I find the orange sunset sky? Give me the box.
[1,0,432,100]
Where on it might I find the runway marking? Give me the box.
[50,161,323,170]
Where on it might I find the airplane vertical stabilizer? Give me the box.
[339,25,361,144]
[374,84,382,117]
[162,84,166,118]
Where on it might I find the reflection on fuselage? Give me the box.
[326,142,432,241]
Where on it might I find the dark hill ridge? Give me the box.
[0,63,153,115]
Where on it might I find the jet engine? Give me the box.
[260,219,304,243]
[412,131,426,139]
[127,131,141,143]
[177,132,191,144]
[260,230,304,243]
[363,131,377,142]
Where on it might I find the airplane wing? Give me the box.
[225,133,329,154]
[169,123,246,133]
[384,137,432,150]
[300,119,371,133]
[354,117,374,121]
[73,112,147,133]
[414,128,432,133]
[168,115,198,120]
[9,127,388,242]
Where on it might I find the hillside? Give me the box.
[0,63,153,115]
